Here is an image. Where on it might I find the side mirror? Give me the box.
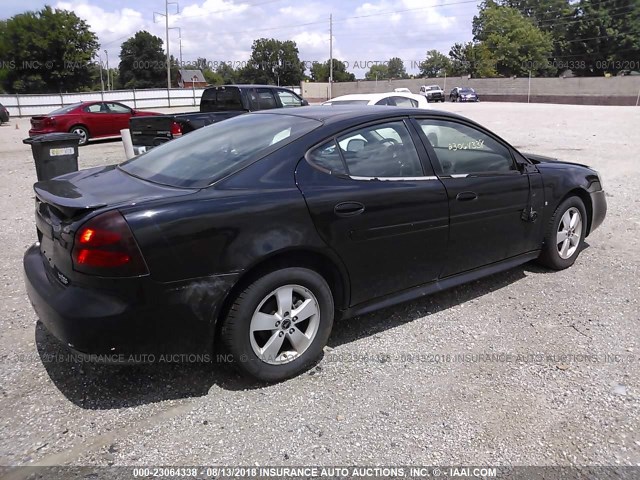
[301,99,309,106]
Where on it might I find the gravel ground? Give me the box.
[0,103,638,472]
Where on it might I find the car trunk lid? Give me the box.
[34,165,197,277]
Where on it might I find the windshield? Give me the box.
[427,86,440,91]
[50,103,82,115]
[119,113,321,188]
[325,100,370,105]
[461,88,475,93]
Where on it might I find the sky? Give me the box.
[1,0,482,77]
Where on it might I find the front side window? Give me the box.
[417,119,515,175]
[276,90,303,107]
[337,121,423,177]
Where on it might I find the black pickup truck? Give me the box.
[130,84,308,154]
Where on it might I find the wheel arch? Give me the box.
[214,247,350,335]
[556,187,593,236]
[69,124,90,136]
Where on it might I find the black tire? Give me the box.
[537,196,587,270]
[222,267,334,381]
[69,125,89,146]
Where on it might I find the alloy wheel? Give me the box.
[557,206,582,259]
[249,284,320,365]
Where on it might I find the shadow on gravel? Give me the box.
[35,260,557,409]
[35,323,262,410]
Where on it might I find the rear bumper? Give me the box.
[24,243,238,359]
[589,189,607,234]
[29,127,58,137]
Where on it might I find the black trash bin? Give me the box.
[23,132,81,181]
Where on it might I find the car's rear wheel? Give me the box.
[222,267,334,381]
[538,196,587,270]
[69,125,89,145]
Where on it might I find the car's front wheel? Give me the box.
[538,196,587,270]
[222,267,334,381]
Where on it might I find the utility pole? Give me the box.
[155,1,179,90]
[329,13,333,99]
[98,54,105,92]
[104,50,110,90]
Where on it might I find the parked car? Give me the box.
[450,87,479,102]
[394,87,412,93]
[130,85,308,155]
[0,103,9,124]
[322,93,429,108]
[28,102,161,146]
[419,85,445,102]
[24,106,606,381]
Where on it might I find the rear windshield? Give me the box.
[50,103,82,115]
[200,88,244,111]
[119,113,321,188]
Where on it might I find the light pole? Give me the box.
[104,49,110,90]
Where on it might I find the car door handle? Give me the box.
[456,191,478,202]
[334,201,365,217]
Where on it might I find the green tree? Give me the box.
[568,0,640,76]
[310,59,355,82]
[490,0,573,74]
[419,50,451,77]
[215,62,237,84]
[447,42,497,77]
[473,2,554,76]
[365,63,389,80]
[387,57,408,78]
[238,38,305,85]
[0,7,99,93]
[118,31,167,89]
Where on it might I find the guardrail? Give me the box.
[1,85,305,117]
[0,88,207,117]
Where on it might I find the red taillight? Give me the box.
[170,121,182,137]
[72,210,148,277]
[44,117,56,127]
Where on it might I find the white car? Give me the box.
[419,85,445,103]
[322,92,429,109]
[393,87,412,93]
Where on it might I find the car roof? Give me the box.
[252,105,471,125]
[326,93,411,102]
[206,84,296,90]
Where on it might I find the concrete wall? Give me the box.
[301,76,640,106]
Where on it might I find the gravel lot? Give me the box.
[0,103,638,472]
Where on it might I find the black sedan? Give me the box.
[24,107,606,381]
[450,87,479,102]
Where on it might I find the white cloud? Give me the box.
[53,0,480,77]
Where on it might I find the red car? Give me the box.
[29,101,161,146]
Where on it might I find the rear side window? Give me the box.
[307,140,346,175]
[417,119,515,175]
[120,113,321,188]
[84,103,106,113]
[201,88,244,111]
[390,96,418,108]
[255,88,277,110]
